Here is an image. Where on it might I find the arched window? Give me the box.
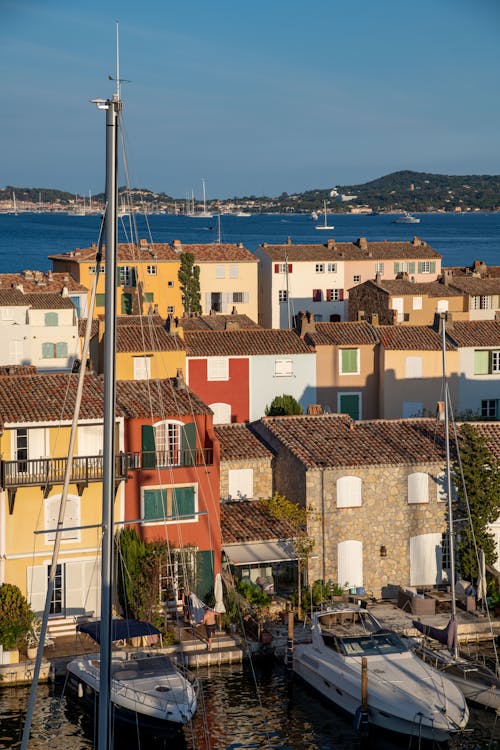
[141,420,197,468]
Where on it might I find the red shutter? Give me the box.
[288,264,293,273]
[274,264,279,273]
[339,289,344,301]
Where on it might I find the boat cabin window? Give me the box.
[339,631,406,657]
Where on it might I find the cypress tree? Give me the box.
[178,252,202,316]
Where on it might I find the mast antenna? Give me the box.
[108,21,130,99]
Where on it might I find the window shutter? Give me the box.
[409,262,415,274]
[474,350,489,375]
[56,342,68,358]
[274,264,279,273]
[172,486,195,520]
[182,422,197,466]
[430,261,436,273]
[116,266,122,286]
[205,292,212,311]
[143,489,167,520]
[417,262,423,273]
[141,425,156,468]
[339,289,344,301]
[341,348,358,373]
[121,294,132,314]
[394,263,400,274]
[42,342,54,358]
[131,267,137,286]
[288,264,292,273]
[243,292,249,303]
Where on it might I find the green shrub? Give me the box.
[238,579,271,606]
[0,584,34,650]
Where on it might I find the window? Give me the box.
[408,472,429,503]
[216,265,225,279]
[119,265,133,285]
[232,292,245,304]
[167,280,174,288]
[375,262,384,274]
[15,428,28,472]
[42,342,68,358]
[353,275,361,283]
[274,262,292,274]
[392,297,404,322]
[312,289,322,302]
[405,356,422,378]
[207,357,229,381]
[209,402,231,424]
[89,264,105,274]
[144,292,154,303]
[441,532,451,573]
[9,340,22,360]
[167,305,175,314]
[134,356,151,380]
[412,296,422,310]
[44,312,58,326]
[418,261,436,274]
[228,468,254,500]
[437,300,448,313]
[274,358,293,376]
[315,263,325,273]
[146,265,157,275]
[278,290,288,303]
[326,289,342,301]
[96,294,105,307]
[340,348,359,374]
[0,308,14,320]
[229,265,239,279]
[338,393,360,420]
[154,421,182,466]
[336,476,362,508]
[121,293,132,314]
[394,261,415,274]
[70,295,81,317]
[472,295,492,310]
[481,400,498,418]
[327,262,337,273]
[45,495,80,542]
[141,421,196,469]
[474,350,500,375]
[142,485,196,523]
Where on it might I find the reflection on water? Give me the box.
[1,660,499,750]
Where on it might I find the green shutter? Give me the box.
[182,423,197,466]
[56,342,68,358]
[339,394,360,420]
[141,425,156,468]
[45,312,58,326]
[341,348,358,373]
[195,550,214,601]
[144,292,154,303]
[172,486,195,520]
[394,262,400,274]
[474,350,489,375]
[143,489,167,521]
[121,293,132,314]
[130,267,137,287]
[42,342,53,358]
[417,262,423,273]
[430,261,436,273]
[408,262,415,274]
[117,266,122,286]
[96,293,105,307]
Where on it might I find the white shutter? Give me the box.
[45,495,80,541]
[228,468,254,500]
[437,300,449,312]
[207,357,229,381]
[26,565,47,614]
[412,296,422,310]
[405,356,422,378]
[133,356,151,380]
[274,359,293,376]
[28,428,49,459]
[205,292,212,313]
[9,339,23,361]
[410,533,442,586]
[77,425,104,456]
[392,297,404,322]
[221,292,231,313]
[209,402,231,424]
[243,292,249,303]
[65,558,100,615]
[336,476,362,508]
[408,472,429,503]
[338,540,363,588]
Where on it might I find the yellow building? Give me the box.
[49,241,182,319]
[0,372,125,623]
[113,316,186,380]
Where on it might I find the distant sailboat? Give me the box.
[315,200,334,230]
[12,190,18,215]
[197,178,213,218]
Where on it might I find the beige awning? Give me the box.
[223,540,296,565]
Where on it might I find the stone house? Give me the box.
[214,423,273,502]
[250,414,500,599]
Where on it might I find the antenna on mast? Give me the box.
[108,21,130,99]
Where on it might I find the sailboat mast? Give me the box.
[441,313,458,656]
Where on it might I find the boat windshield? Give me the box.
[339,631,406,657]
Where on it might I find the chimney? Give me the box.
[295,310,316,338]
[307,404,323,415]
[47,270,53,280]
[172,239,183,252]
[61,285,69,297]
[287,236,292,245]
[375,272,381,285]
[371,313,379,326]
[140,239,148,247]
[174,368,186,390]
[436,401,445,422]
[327,239,336,250]
[356,237,368,251]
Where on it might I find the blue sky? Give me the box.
[1,0,499,199]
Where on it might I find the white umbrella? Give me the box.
[214,572,226,615]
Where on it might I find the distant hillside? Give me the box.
[2,171,500,212]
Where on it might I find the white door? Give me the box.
[409,533,442,586]
[337,540,363,588]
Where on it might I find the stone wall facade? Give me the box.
[219,457,273,501]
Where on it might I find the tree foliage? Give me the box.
[265,394,303,416]
[454,424,500,579]
[0,583,34,650]
[178,252,201,316]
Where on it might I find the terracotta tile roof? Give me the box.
[116,379,211,417]
[446,320,500,347]
[23,293,75,310]
[221,499,297,544]
[177,314,260,331]
[0,373,109,423]
[0,288,27,306]
[353,279,462,297]
[448,277,500,295]
[0,271,88,293]
[116,314,166,327]
[185,329,313,356]
[78,318,99,338]
[214,423,273,461]
[170,242,256,263]
[258,237,441,262]
[49,243,179,263]
[306,321,379,347]
[376,325,453,351]
[116,325,185,353]
[0,365,38,376]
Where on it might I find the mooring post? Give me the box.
[285,610,294,670]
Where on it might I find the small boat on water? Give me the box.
[66,619,198,735]
[392,211,420,224]
[292,605,469,741]
[315,200,334,230]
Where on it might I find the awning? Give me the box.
[77,618,161,644]
[223,540,296,566]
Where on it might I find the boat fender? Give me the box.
[78,682,84,699]
[353,706,369,737]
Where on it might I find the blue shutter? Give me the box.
[143,489,167,521]
[141,425,156,468]
[172,486,195,520]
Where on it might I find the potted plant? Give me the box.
[0,583,34,664]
